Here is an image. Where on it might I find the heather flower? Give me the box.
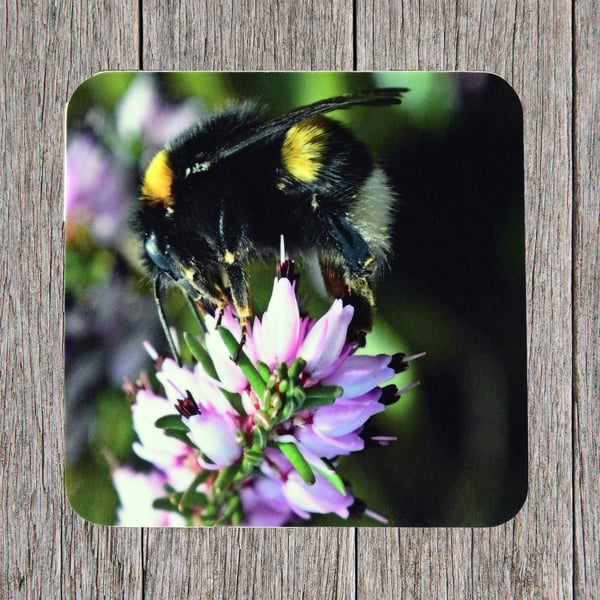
[113,250,422,526]
[112,467,187,527]
[66,133,130,244]
[115,75,205,151]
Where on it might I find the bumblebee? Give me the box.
[134,88,407,361]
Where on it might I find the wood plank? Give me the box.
[139,2,356,599]
[356,0,573,598]
[0,1,142,598]
[142,528,355,599]
[573,0,600,597]
[142,0,353,70]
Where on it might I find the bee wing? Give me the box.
[208,88,409,165]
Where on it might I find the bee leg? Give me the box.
[153,277,182,365]
[225,261,252,363]
[345,276,376,345]
[233,321,248,364]
[214,305,225,328]
[318,257,375,346]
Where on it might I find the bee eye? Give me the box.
[144,232,175,274]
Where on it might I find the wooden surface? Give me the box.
[1,0,597,598]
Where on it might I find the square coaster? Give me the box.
[65,72,526,526]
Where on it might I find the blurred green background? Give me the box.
[65,71,526,526]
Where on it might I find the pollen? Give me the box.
[141,150,174,207]
[223,251,236,264]
[282,118,329,182]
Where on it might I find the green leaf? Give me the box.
[278,400,296,423]
[276,441,315,485]
[303,385,344,399]
[154,414,189,431]
[219,328,266,397]
[244,449,265,467]
[180,491,209,510]
[179,470,212,510]
[252,426,268,449]
[216,494,242,525]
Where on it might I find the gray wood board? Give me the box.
[1,0,597,598]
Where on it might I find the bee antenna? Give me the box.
[153,277,182,366]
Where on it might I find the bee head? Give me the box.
[142,231,198,300]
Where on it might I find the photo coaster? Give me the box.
[65,72,527,527]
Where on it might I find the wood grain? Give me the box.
[0,1,142,598]
[1,0,598,598]
[142,0,354,71]
[355,0,574,598]
[573,0,600,597]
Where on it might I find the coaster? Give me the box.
[65,72,527,526]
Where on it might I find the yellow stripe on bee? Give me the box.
[141,150,174,207]
[282,118,329,182]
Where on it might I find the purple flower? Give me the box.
[113,257,421,526]
[65,133,129,244]
[131,388,200,490]
[185,412,242,469]
[260,447,354,519]
[113,467,187,526]
[239,477,292,526]
[115,75,205,150]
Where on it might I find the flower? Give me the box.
[66,133,130,244]
[113,255,421,526]
[113,467,187,526]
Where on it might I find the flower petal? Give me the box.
[283,471,354,519]
[322,354,395,397]
[239,476,292,526]
[259,278,301,366]
[185,412,242,467]
[298,300,354,379]
[113,467,187,527]
[293,425,365,458]
[312,389,384,436]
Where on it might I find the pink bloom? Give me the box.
[184,412,242,468]
[253,278,301,367]
[203,308,257,393]
[66,134,129,243]
[239,477,292,526]
[298,300,355,380]
[261,447,354,519]
[131,389,199,490]
[115,260,421,526]
[312,389,386,436]
[322,354,395,398]
[113,467,187,526]
[284,471,354,519]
